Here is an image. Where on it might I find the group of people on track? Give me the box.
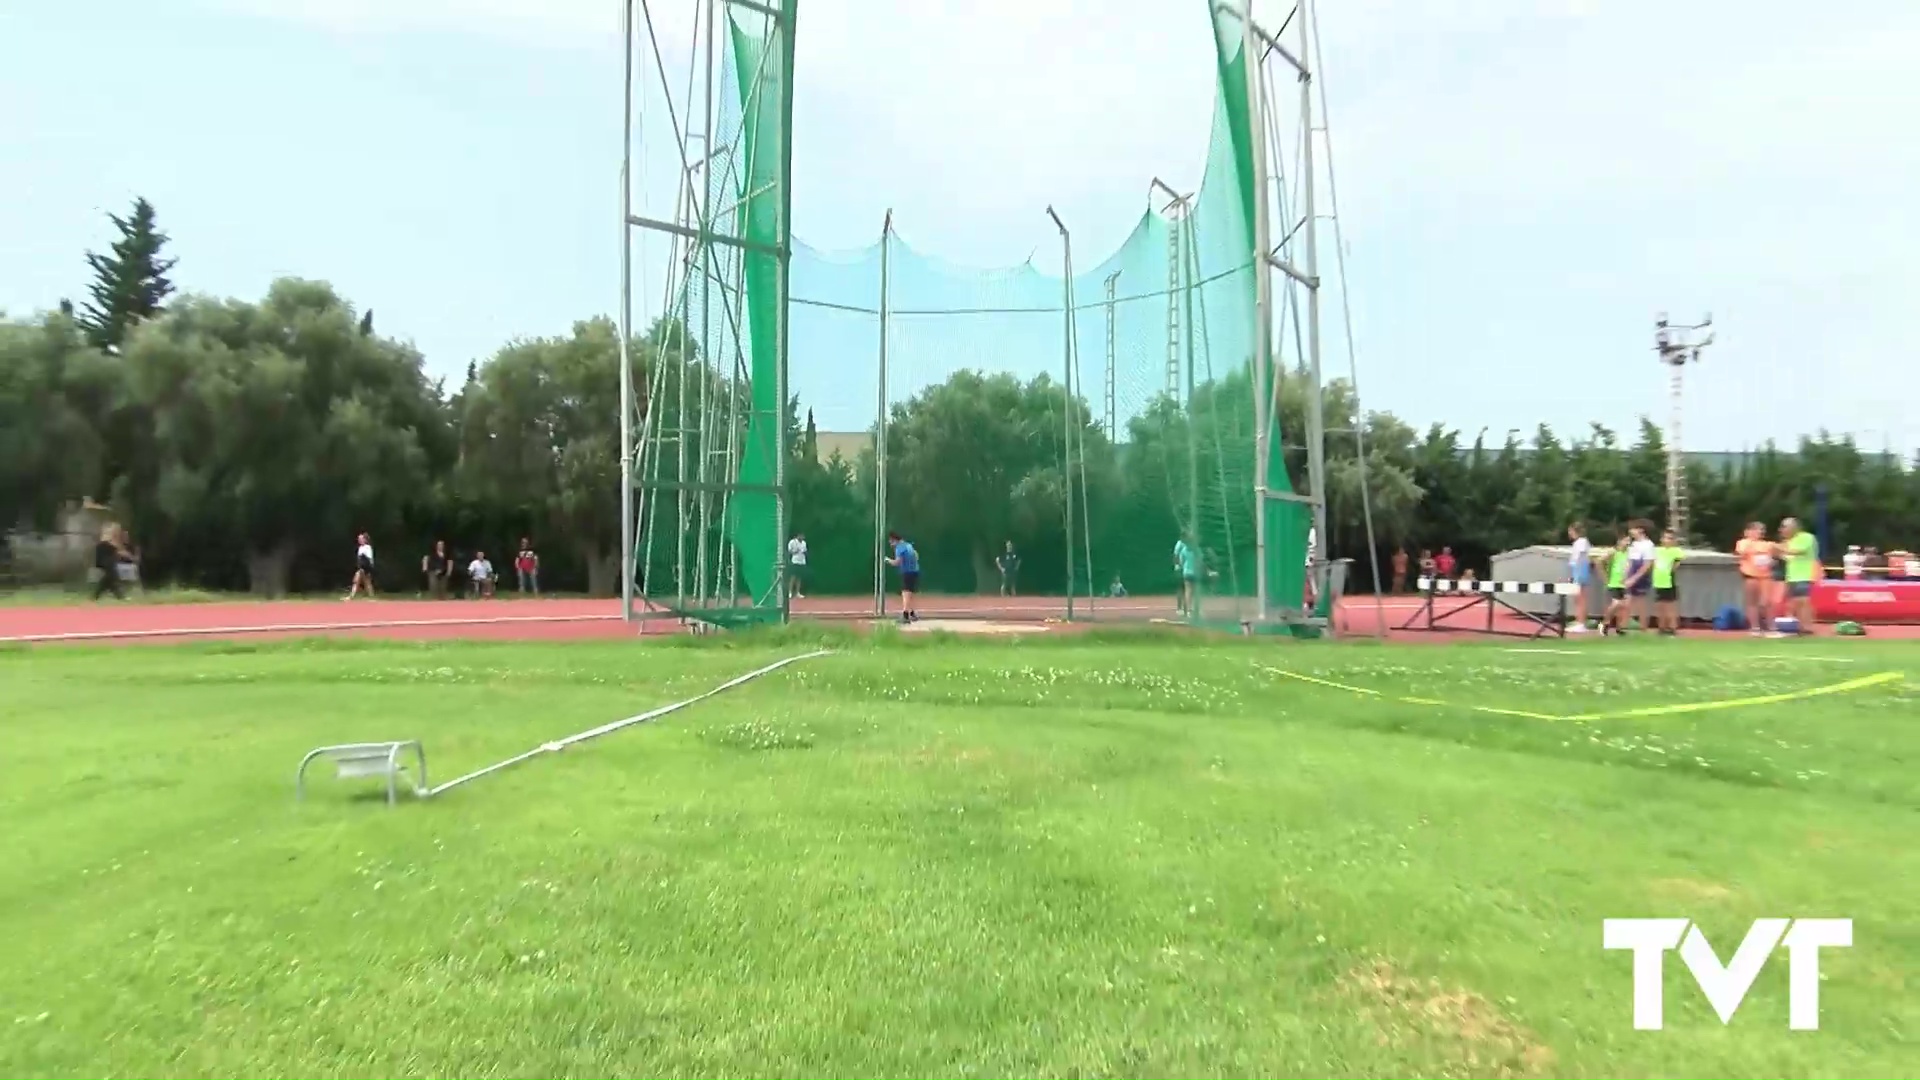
[341,534,542,601]
[1564,516,1819,636]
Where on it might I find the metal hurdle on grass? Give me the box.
[1400,577,1581,640]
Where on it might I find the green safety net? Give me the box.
[643,0,1313,624]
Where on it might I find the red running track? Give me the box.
[5,593,1908,647]
[0,594,1173,646]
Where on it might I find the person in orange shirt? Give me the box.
[1734,521,1774,636]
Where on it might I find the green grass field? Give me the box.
[2,630,1916,1078]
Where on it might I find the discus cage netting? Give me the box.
[620,0,1380,633]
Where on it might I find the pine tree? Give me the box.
[358,309,375,336]
[77,197,178,352]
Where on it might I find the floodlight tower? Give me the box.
[1151,177,1193,401]
[1102,269,1121,436]
[1654,313,1714,540]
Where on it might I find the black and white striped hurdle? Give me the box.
[1401,577,1580,639]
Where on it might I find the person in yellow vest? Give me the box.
[1775,517,1819,635]
[1652,529,1685,636]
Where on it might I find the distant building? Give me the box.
[813,431,870,467]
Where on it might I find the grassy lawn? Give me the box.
[1,630,1915,1077]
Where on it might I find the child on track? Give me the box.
[1735,522,1773,636]
[1566,521,1593,633]
[1652,528,1685,635]
[884,531,919,624]
[1601,534,1631,634]
[1623,521,1656,631]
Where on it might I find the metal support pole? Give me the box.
[773,0,797,622]
[1046,205,1076,621]
[618,0,636,623]
[1246,8,1275,622]
[874,209,892,616]
[693,0,717,608]
[1181,219,1200,586]
[1298,0,1329,617]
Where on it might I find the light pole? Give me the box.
[1654,313,1714,540]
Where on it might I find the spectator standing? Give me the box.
[1390,547,1409,594]
[1652,528,1685,635]
[1842,545,1865,579]
[91,525,131,602]
[515,538,540,595]
[786,532,807,599]
[1735,522,1774,636]
[1601,534,1632,634]
[1565,522,1593,633]
[996,541,1021,597]
[1434,546,1457,581]
[423,540,453,599]
[1777,517,1818,634]
[1624,521,1657,629]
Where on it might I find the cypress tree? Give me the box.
[77,197,178,352]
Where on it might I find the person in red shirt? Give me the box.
[514,538,540,595]
[1434,546,1458,580]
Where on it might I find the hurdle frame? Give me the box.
[1400,577,1579,640]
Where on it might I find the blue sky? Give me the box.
[3,0,1915,453]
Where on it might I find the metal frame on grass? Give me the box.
[1400,577,1579,640]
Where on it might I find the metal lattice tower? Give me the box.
[1653,313,1714,540]
[1164,212,1183,398]
[1102,270,1120,435]
[1150,179,1195,406]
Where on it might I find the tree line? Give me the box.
[5,199,1916,598]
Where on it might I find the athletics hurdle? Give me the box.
[1400,577,1580,640]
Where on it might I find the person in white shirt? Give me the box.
[346,532,376,600]
[1842,545,1865,579]
[1566,521,1594,632]
[467,551,495,599]
[1303,526,1319,607]
[1624,521,1657,629]
[786,533,808,599]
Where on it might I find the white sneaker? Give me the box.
[1567,624,1587,634]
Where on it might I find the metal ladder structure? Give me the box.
[1164,212,1183,398]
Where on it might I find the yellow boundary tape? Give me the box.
[1257,666,1904,722]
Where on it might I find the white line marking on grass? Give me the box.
[0,612,624,644]
[424,649,833,798]
[1754,654,1856,663]
[1499,648,1582,655]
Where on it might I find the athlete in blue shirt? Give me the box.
[885,531,920,623]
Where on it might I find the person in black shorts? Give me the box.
[347,532,376,600]
[92,525,129,601]
[885,531,920,623]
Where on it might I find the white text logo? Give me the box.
[1603,918,1851,1030]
